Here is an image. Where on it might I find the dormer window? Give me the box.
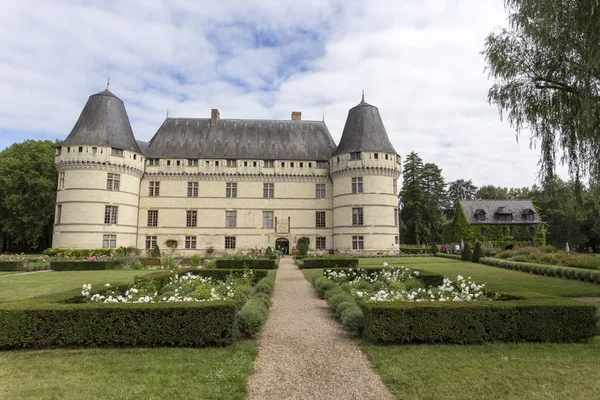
[350,152,361,160]
[111,148,123,157]
[497,214,513,222]
[522,209,535,222]
[474,209,486,222]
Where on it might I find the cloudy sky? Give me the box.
[0,0,568,188]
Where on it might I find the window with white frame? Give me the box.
[263,160,274,168]
[188,182,199,197]
[352,236,364,250]
[316,237,326,250]
[394,208,398,226]
[147,210,158,227]
[225,236,236,249]
[352,208,363,226]
[59,172,65,189]
[226,211,237,228]
[186,210,197,227]
[350,152,361,160]
[316,184,326,199]
[149,181,160,196]
[187,159,199,166]
[185,236,197,249]
[145,235,157,249]
[352,177,363,193]
[263,183,274,198]
[104,205,118,224]
[106,173,120,191]
[226,182,237,198]
[56,204,62,224]
[316,211,326,228]
[263,211,274,228]
[226,159,237,167]
[102,234,116,249]
[111,148,123,157]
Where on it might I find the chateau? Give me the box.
[52,88,401,254]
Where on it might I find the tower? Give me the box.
[53,89,145,249]
[330,97,401,252]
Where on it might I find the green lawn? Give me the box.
[361,339,600,400]
[0,342,258,400]
[0,270,156,302]
[301,257,600,297]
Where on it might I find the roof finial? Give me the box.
[322,110,325,122]
[166,109,169,119]
[106,75,110,90]
[362,88,364,102]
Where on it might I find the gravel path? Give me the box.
[247,257,395,400]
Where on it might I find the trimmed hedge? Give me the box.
[479,257,600,284]
[435,254,462,261]
[0,261,24,271]
[399,248,432,254]
[323,267,444,288]
[237,276,275,338]
[215,259,278,269]
[0,302,237,349]
[362,299,598,344]
[300,258,359,269]
[139,258,161,267]
[50,261,119,271]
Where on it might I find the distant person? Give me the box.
[454,243,460,254]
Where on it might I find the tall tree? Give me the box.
[399,152,425,245]
[421,163,447,244]
[447,179,478,207]
[483,0,600,184]
[0,140,59,251]
[476,185,509,200]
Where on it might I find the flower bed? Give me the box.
[313,263,599,344]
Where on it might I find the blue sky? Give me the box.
[0,0,569,188]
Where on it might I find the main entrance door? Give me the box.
[275,238,289,255]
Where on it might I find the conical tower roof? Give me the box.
[333,96,397,156]
[63,89,141,153]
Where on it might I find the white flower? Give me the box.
[383,262,389,267]
[104,283,111,287]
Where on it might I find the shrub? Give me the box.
[300,258,359,269]
[205,246,215,258]
[326,292,355,310]
[237,300,268,338]
[189,255,202,268]
[472,242,484,263]
[297,236,310,256]
[253,293,272,308]
[215,258,277,269]
[341,305,364,334]
[50,261,118,271]
[362,299,598,344]
[430,243,439,255]
[0,302,237,349]
[151,245,161,258]
[255,277,275,295]
[314,277,336,298]
[265,246,273,256]
[461,243,472,261]
[0,261,23,271]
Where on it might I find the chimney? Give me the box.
[211,109,220,127]
[291,111,301,121]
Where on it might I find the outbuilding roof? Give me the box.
[144,118,336,161]
[62,89,141,153]
[459,199,541,224]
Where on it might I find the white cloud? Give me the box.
[0,0,569,188]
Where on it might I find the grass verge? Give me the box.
[0,270,157,302]
[0,341,258,400]
[361,338,600,400]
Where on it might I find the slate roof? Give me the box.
[332,97,397,156]
[63,89,141,153]
[145,118,337,160]
[459,199,541,224]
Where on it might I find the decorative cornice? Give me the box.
[142,172,329,183]
[330,166,400,179]
[56,161,144,178]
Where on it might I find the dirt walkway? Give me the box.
[247,257,394,400]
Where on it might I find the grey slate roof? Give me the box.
[459,199,541,224]
[136,140,150,156]
[332,98,397,156]
[62,89,141,153]
[145,118,336,160]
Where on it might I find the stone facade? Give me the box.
[52,89,401,254]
